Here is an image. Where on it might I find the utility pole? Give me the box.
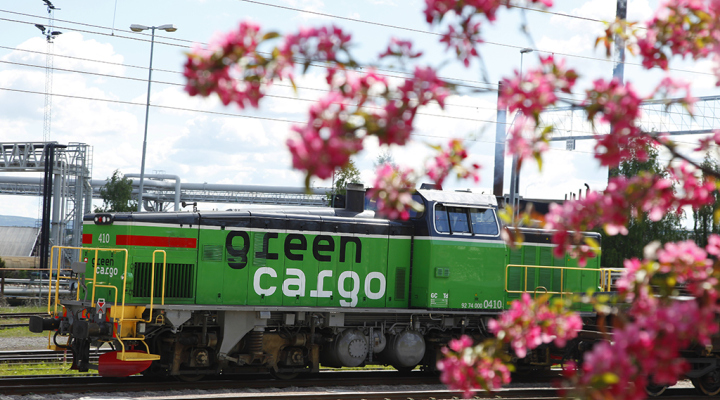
[493,81,507,199]
[609,0,627,181]
[612,0,627,84]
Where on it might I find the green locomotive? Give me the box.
[31,185,603,378]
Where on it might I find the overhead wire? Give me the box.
[4,55,711,140]
[0,12,501,93]
[0,6,716,148]
[0,58,501,119]
[1,2,716,131]
[233,0,717,78]
[0,83,713,153]
[0,85,589,157]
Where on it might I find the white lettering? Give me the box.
[310,270,333,298]
[282,268,305,297]
[251,268,387,305]
[364,272,385,300]
[338,271,359,307]
[253,267,277,296]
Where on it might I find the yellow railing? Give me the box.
[139,250,166,323]
[49,246,166,362]
[115,249,165,361]
[48,246,129,316]
[599,268,624,292]
[505,264,600,298]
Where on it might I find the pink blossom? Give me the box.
[545,165,718,263]
[707,234,720,256]
[286,92,363,181]
[379,37,423,60]
[574,299,718,400]
[371,66,449,146]
[367,164,420,220]
[638,0,720,71]
[653,76,696,115]
[500,55,578,121]
[585,78,647,167]
[280,25,353,66]
[425,139,480,187]
[184,21,270,109]
[439,18,482,67]
[488,293,582,359]
[423,0,551,66]
[506,115,550,165]
[437,335,513,397]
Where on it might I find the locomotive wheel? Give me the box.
[693,369,720,396]
[645,383,668,397]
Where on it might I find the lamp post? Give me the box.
[519,47,533,77]
[130,23,177,212]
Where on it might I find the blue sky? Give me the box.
[0,0,717,218]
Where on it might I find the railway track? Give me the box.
[0,371,470,397]
[0,312,45,329]
[0,348,108,363]
[0,372,709,399]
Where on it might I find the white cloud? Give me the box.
[366,0,396,5]
[279,0,328,21]
[628,0,654,22]
[3,33,125,76]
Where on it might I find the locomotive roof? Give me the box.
[417,189,497,207]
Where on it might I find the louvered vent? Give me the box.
[203,245,223,261]
[133,262,195,299]
[253,234,266,267]
[394,268,406,300]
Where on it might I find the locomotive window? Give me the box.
[435,205,450,233]
[470,208,499,235]
[448,207,470,233]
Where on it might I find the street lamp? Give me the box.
[130,23,177,212]
[519,47,533,77]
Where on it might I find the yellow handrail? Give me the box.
[48,246,128,316]
[48,245,165,362]
[505,264,601,298]
[599,268,624,291]
[140,250,166,323]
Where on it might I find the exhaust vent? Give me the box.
[345,183,365,213]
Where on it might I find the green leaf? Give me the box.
[585,237,601,255]
[601,372,619,385]
[534,153,543,171]
[262,31,280,41]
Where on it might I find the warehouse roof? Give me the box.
[0,227,39,257]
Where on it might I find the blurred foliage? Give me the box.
[600,146,686,267]
[692,155,720,248]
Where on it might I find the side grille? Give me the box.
[203,245,223,261]
[394,268,406,300]
[133,262,195,299]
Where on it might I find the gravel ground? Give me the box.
[0,335,49,351]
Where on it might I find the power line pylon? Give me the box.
[36,0,61,142]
